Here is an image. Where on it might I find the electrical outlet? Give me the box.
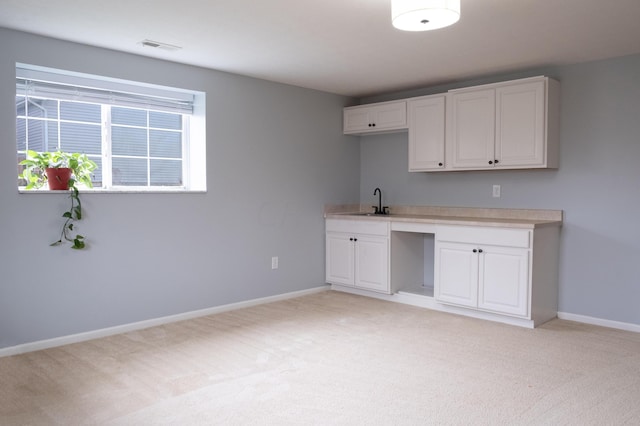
[492,185,501,198]
[271,256,278,270]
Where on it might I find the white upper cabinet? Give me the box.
[343,100,407,135]
[448,89,496,169]
[345,76,559,172]
[407,95,446,171]
[448,76,559,171]
[495,81,545,167]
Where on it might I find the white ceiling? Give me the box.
[2,0,640,97]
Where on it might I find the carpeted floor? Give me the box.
[2,290,640,425]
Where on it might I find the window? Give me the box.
[16,64,206,191]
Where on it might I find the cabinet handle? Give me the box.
[349,238,354,241]
[478,249,483,253]
[438,162,443,167]
[353,238,358,242]
[473,249,477,253]
[488,160,493,165]
[494,159,499,164]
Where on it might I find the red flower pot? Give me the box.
[46,167,72,190]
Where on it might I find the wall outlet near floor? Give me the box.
[492,185,501,198]
[271,256,279,270]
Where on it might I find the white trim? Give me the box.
[558,312,640,333]
[331,284,535,328]
[0,285,330,358]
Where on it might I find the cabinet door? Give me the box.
[326,233,354,286]
[408,95,446,171]
[449,89,496,169]
[343,101,407,134]
[495,81,545,167]
[370,101,407,131]
[478,246,530,317]
[343,108,372,134]
[435,241,478,308]
[354,235,390,293]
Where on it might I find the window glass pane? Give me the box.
[27,120,58,152]
[88,156,102,187]
[17,152,27,186]
[17,118,26,151]
[112,127,147,156]
[150,159,182,186]
[112,107,147,127]
[60,101,101,123]
[27,98,58,119]
[16,96,26,116]
[150,111,181,130]
[60,123,102,154]
[150,130,181,158]
[112,157,147,186]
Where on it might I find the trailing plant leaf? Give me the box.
[71,236,85,250]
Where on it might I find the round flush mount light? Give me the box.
[392,0,461,31]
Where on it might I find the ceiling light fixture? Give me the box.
[392,0,460,31]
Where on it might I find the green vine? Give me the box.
[51,186,86,249]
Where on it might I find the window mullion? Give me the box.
[182,115,189,189]
[102,105,113,189]
[147,111,151,187]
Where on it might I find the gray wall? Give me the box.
[358,54,640,325]
[0,28,359,350]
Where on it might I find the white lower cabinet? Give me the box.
[326,219,390,294]
[435,241,479,308]
[435,225,531,318]
[478,246,529,316]
[326,215,560,327]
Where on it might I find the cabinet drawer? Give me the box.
[436,225,530,248]
[326,219,389,236]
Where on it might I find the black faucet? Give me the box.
[373,187,389,215]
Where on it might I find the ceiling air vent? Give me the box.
[139,39,182,51]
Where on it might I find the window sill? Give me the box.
[18,188,207,194]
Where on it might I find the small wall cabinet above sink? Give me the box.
[343,100,407,135]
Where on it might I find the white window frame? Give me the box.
[16,63,207,193]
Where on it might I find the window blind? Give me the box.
[16,64,195,114]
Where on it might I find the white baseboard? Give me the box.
[0,285,330,358]
[332,285,535,328]
[330,285,640,333]
[557,312,640,333]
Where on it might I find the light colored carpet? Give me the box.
[2,290,640,425]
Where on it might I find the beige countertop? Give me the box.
[324,205,563,229]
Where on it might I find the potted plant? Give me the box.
[19,150,98,249]
[19,150,96,190]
